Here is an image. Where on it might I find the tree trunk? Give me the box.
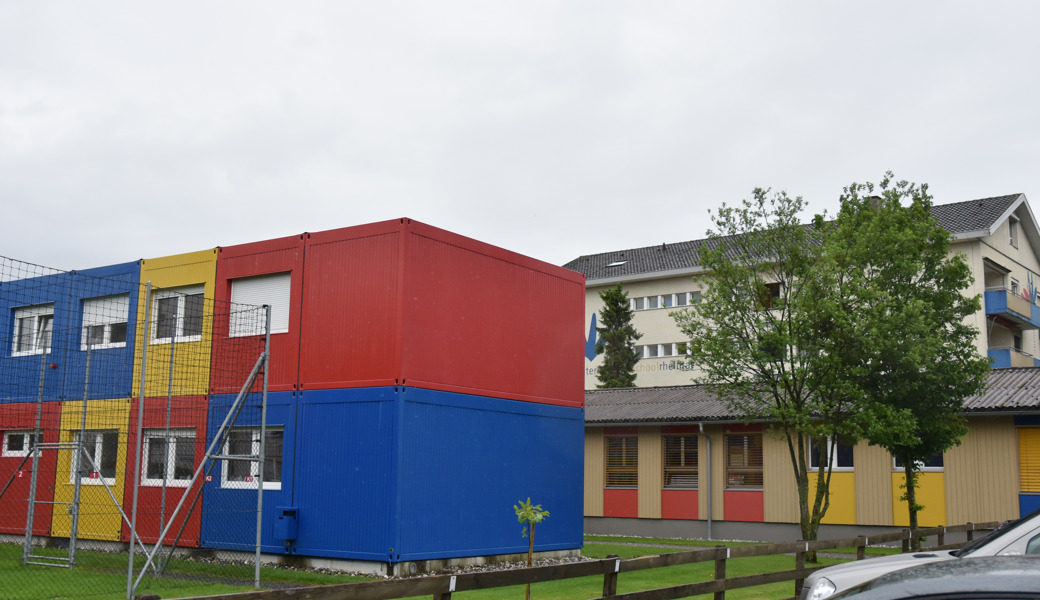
[903,462,919,551]
[525,523,535,600]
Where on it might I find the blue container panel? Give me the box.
[1021,494,1040,517]
[0,262,140,402]
[290,388,396,560]
[395,388,584,562]
[200,391,297,554]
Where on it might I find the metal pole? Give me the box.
[132,351,266,593]
[160,336,176,537]
[128,282,153,600]
[254,305,272,587]
[22,343,49,563]
[70,345,92,567]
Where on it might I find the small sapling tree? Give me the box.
[514,498,549,600]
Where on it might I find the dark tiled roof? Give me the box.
[932,195,1020,235]
[586,366,1040,424]
[565,195,1023,282]
[963,367,1040,412]
[585,385,735,423]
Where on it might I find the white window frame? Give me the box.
[151,286,204,344]
[893,453,944,473]
[808,437,855,472]
[229,272,291,337]
[631,297,645,311]
[12,304,55,356]
[220,426,283,490]
[81,294,130,351]
[1010,216,1020,248]
[141,428,196,487]
[71,430,119,485]
[2,430,41,457]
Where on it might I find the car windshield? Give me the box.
[955,509,1039,557]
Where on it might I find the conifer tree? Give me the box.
[595,284,642,388]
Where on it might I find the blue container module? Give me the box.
[393,387,584,561]
[290,387,397,560]
[0,261,141,403]
[199,391,297,554]
[283,387,582,562]
[198,386,584,563]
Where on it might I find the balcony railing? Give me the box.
[984,287,1040,330]
[989,346,1039,369]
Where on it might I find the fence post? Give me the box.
[901,529,911,553]
[966,523,974,543]
[434,574,457,600]
[714,545,727,600]
[856,536,866,561]
[794,541,806,597]
[602,554,620,597]
[937,527,945,548]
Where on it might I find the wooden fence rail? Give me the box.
[165,520,1000,600]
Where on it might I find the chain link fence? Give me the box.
[0,255,284,599]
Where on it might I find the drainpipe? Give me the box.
[698,422,712,540]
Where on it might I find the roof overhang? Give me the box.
[586,264,708,287]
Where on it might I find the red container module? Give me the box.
[211,235,305,394]
[121,396,208,547]
[299,218,585,408]
[0,402,61,536]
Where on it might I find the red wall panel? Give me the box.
[121,396,208,546]
[0,402,60,536]
[603,489,638,518]
[723,490,764,522]
[399,222,584,406]
[298,221,404,390]
[212,235,305,393]
[661,489,698,520]
[298,219,585,408]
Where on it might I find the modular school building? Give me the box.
[0,218,585,571]
[569,194,1040,540]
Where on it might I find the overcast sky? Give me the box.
[2,2,1038,271]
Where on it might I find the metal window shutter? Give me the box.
[82,295,130,326]
[1019,427,1040,493]
[230,272,291,336]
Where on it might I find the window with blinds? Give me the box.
[725,433,763,488]
[605,435,638,487]
[663,434,697,488]
[230,272,292,337]
[1020,427,1040,493]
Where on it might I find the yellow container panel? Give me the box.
[891,472,946,527]
[51,399,131,542]
[809,472,856,524]
[132,250,218,397]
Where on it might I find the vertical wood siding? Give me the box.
[709,427,725,522]
[637,427,662,519]
[946,416,1019,522]
[763,433,799,523]
[855,442,894,526]
[585,428,604,517]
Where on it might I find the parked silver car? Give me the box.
[828,555,1040,600]
[801,508,1040,600]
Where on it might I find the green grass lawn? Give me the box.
[1,538,854,600]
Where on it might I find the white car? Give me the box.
[800,508,1040,600]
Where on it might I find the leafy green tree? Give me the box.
[819,174,990,543]
[595,284,642,388]
[514,498,549,600]
[672,188,864,547]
